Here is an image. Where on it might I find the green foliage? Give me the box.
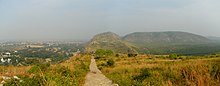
[128,54,138,57]
[124,31,220,55]
[133,68,151,82]
[106,59,115,67]
[210,62,220,80]
[57,66,71,77]
[5,55,90,86]
[5,75,47,86]
[97,54,220,86]
[95,49,113,59]
[168,54,178,59]
[86,32,138,54]
[28,63,50,73]
[115,54,119,57]
[97,59,115,70]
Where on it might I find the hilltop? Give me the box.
[85,32,137,54]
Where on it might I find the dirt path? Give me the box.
[84,57,118,86]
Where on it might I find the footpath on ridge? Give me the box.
[84,57,118,86]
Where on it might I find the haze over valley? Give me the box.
[1,0,220,86]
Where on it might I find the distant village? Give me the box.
[0,41,83,66]
[1,52,15,64]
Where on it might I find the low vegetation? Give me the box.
[96,54,220,86]
[1,54,90,86]
[95,49,113,59]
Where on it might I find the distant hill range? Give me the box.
[123,31,209,44]
[85,31,220,55]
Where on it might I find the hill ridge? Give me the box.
[85,31,220,55]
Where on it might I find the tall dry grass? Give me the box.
[97,54,220,86]
[1,54,91,86]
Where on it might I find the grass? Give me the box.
[0,66,31,77]
[96,54,220,86]
[1,54,90,86]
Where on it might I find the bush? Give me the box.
[95,49,113,59]
[128,54,138,57]
[107,59,115,67]
[210,63,220,80]
[169,54,178,59]
[115,54,119,57]
[29,63,50,74]
[57,66,72,77]
[5,75,46,86]
[133,68,151,82]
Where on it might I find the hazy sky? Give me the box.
[0,0,220,41]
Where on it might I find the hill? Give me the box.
[85,32,137,54]
[86,31,220,55]
[207,36,220,42]
[122,31,220,55]
[123,31,209,44]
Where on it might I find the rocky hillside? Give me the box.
[85,32,137,54]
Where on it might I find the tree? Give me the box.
[95,49,113,59]
[169,53,178,59]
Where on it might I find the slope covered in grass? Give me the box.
[1,55,90,86]
[96,54,220,86]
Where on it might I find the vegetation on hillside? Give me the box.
[95,49,113,59]
[96,54,220,86]
[2,55,90,86]
[123,32,220,55]
[136,42,220,55]
[85,32,138,54]
[123,31,209,44]
[86,31,220,55]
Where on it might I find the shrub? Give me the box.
[28,63,50,74]
[79,61,89,71]
[133,68,151,82]
[115,54,119,57]
[210,63,220,80]
[5,75,46,86]
[169,54,178,59]
[107,59,115,67]
[57,66,72,77]
[95,49,113,59]
[128,54,138,57]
